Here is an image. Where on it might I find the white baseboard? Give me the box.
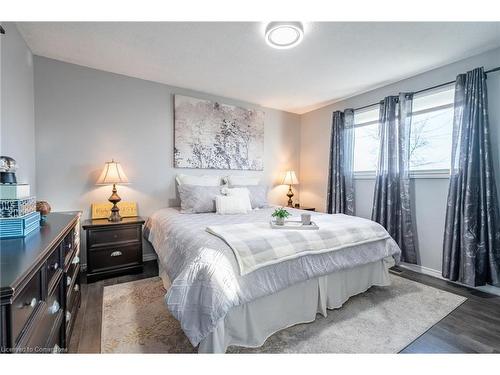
[400,262,500,296]
[477,284,500,296]
[399,262,444,280]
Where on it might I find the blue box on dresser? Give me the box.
[0,211,40,238]
[0,196,36,218]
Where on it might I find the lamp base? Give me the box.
[108,183,122,222]
[108,204,122,222]
[286,185,294,208]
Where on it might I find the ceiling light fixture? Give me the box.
[265,22,304,49]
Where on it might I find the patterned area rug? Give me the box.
[101,275,466,353]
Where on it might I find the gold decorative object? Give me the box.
[282,170,299,207]
[96,159,129,222]
[91,202,137,219]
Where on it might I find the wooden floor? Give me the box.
[69,261,500,354]
[68,261,159,353]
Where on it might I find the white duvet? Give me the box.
[206,214,391,275]
[145,207,401,347]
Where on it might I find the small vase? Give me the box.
[275,217,285,225]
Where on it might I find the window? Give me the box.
[353,105,380,173]
[409,85,454,172]
[353,84,455,177]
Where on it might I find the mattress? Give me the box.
[145,207,401,347]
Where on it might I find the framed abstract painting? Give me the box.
[174,95,264,170]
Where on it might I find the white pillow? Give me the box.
[225,188,252,212]
[215,195,250,215]
[176,174,221,186]
[225,175,260,186]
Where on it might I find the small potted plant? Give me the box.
[272,207,291,225]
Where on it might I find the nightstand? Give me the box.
[300,207,316,211]
[82,216,145,283]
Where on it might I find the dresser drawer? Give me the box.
[88,225,141,248]
[66,284,80,324]
[46,245,62,293]
[65,253,80,286]
[65,287,81,341]
[62,230,74,255]
[46,317,63,354]
[66,264,80,303]
[65,265,78,289]
[67,282,81,314]
[62,229,78,265]
[88,243,141,273]
[19,279,62,351]
[11,270,42,344]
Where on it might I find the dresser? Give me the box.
[82,217,145,283]
[0,212,81,353]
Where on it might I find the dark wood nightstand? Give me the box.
[82,216,145,283]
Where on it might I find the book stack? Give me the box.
[0,184,40,239]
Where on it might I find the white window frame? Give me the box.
[353,105,380,177]
[406,101,453,179]
[353,87,454,180]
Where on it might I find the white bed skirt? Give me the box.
[158,257,395,353]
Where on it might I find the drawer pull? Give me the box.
[21,297,37,309]
[66,311,71,323]
[74,284,80,292]
[72,256,80,264]
[49,262,59,271]
[67,276,72,286]
[110,251,123,257]
[48,300,60,315]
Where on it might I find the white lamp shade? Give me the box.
[96,160,129,185]
[282,170,299,185]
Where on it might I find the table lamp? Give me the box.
[96,159,129,222]
[282,170,299,207]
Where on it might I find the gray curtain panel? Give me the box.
[442,67,500,286]
[326,109,355,215]
[371,94,417,264]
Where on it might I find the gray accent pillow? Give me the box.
[231,185,269,209]
[178,184,223,213]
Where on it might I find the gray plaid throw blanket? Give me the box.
[207,214,391,275]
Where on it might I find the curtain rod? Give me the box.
[353,66,500,112]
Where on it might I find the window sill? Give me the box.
[354,170,450,180]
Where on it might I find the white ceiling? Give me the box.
[17,22,500,114]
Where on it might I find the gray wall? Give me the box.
[300,47,500,274]
[33,57,301,263]
[0,23,36,192]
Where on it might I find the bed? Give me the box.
[145,207,401,353]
